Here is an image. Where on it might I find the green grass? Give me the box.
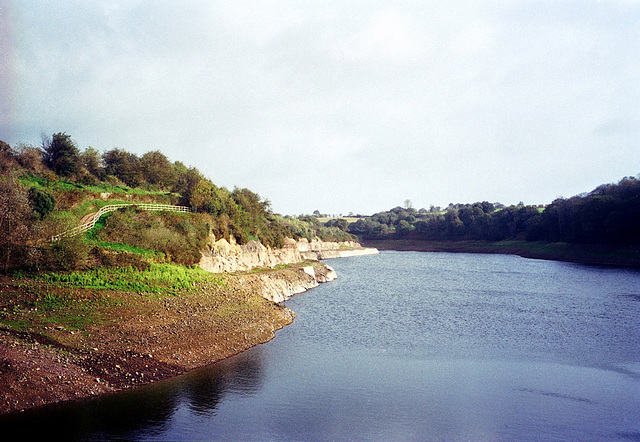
[95,242,164,258]
[84,213,165,258]
[247,263,293,274]
[34,293,108,329]
[0,288,111,331]
[36,263,225,296]
[19,173,173,196]
[316,216,360,224]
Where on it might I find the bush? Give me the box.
[48,236,91,270]
[97,209,210,265]
[28,187,56,219]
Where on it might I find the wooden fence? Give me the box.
[51,203,190,242]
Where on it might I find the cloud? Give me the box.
[4,0,640,214]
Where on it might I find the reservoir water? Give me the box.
[5,251,640,440]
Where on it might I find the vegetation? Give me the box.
[347,177,640,249]
[5,130,635,274]
[36,263,224,296]
[0,133,357,274]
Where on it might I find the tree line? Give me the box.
[346,177,640,246]
[0,133,355,272]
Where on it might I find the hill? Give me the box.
[344,177,640,267]
[0,133,358,415]
[0,134,356,273]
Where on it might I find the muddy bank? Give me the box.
[361,239,640,268]
[0,262,333,415]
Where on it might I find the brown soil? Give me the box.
[0,267,303,415]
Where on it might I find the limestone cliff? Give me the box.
[199,236,378,274]
[236,263,338,303]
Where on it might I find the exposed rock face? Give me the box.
[240,264,338,303]
[199,237,378,274]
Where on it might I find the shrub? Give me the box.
[96,209,210,265]
[48,235,91,270]
[28,187,56,219]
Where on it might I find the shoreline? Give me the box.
[0,261,335,416]
[361,239,640,268]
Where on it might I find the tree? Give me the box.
[102,148,143,187]
[445,210,465,238]
[396,219,414,237]
[325,218,349,231]
[41,132,80,177]
[0,178,34,272]
[232,187,270,217]
[348,218,387,239]
[14,143,48,175]
[0,140,18,173]
[190,179,226,214]
[80,147,104,180]
[173,166,204,206]
[28,187,55,220]
[141,150,176,188]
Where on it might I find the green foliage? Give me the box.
[37,263,224,296]
[80,146,105,181]
[6,132,365,265]
[0,177,36,272]
[174,166,203,206]
[278,215,356,242]
[324,218,349,232]
[34,292,70,311]
[97,209,209,265]
[351,177,640,247]
[41,132,81,177]
[190,179,227,214]
[28,187,56,219]
[102,148,143,187]
[349,218,388,240]
[141,150,176,188]
[49,235,91,270]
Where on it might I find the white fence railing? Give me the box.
[51,203,191,242]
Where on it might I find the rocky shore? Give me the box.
[0,240,378,416]
[0,262,335,415]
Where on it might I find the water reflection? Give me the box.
[3,252,640,440]
[180,347,265,417]
[0,345,265,440]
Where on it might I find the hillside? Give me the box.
[0,134,364,415]
[0,134,356,273]
[344,177,640,267]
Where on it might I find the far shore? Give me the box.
[361,239,640,269]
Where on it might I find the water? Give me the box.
[4,252,640,440]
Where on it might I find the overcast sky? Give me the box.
[2,1,639,215]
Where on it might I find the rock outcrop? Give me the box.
[239,263,338,303]
[199,237,378,274]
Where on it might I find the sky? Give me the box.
[1,1,639,215]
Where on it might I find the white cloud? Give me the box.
[4,0,640,215]
[335,8,422,62]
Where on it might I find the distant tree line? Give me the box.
[346,177,640,246]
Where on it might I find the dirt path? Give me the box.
[78,212,96,226]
